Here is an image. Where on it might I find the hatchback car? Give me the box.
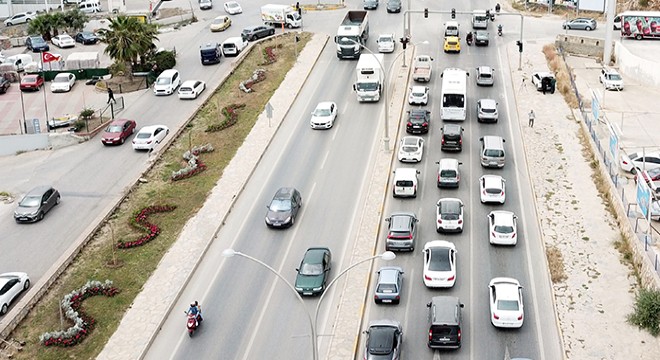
[476,66,494,86]
[385,212,418,251]
[480,175,506,204]
[295,247,331,296]
[265,187,302,228]
[178,80,206,100]
[199,0,213,10]
[210,15,232,32]
[436,198,464,233]
[101,119,137,146]
[362,320,403,360]
[310,101,338,129]
[441,124,463,152]
[50,72,76,93]
[423,240,457,288]
[436,159,462,188]
[132,125,170,151]
[406,109,430,134]
[489,277,524,328]
[25,35,49,52]
[374,267,403,304]
[377,33,395,53]
[14,186,60,223]
[599,68,624,91]
[408,86,429,105]
[0,272,30,315]
[4,11,35,26]
[620,152,660,173]
[52,34,75,48]
[443,36,461,53]
[397,136,424,162]
[477,99,499,123]
[563,17,597,31]
[241,25,275,41]
[488,211,518,245]
[386,0,401,13]
[224,1,243,14]
[74,31,98,45]
[475,30,489,46]
[20,74,44,91]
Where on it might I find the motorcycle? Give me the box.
[497,25,503,37]
[466,33,473,46]
[185,312,202,337]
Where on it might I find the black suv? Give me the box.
[265,187,302,228]
[427,296,464,349]
[406,109,430,134]
[441,124,463,151]
[241,25,275,41]
[363,320,403,360]
[25,35,49,52]
[384,212,418,251]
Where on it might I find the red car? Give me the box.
[101,119,137,145]
[634,167,660,188]
[20,74,44,91]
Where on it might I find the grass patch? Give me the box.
[542,44,579,109]
[546,245,567,283]
[627,287,660,336]
[5,32,312,360]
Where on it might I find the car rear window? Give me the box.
[396,180,413,187]
[479,73,492,79]
[494,225,514,233]
[486,187,502,194]
[484,149,504,157]
[431,325,456,335]
[481,107,496,113]
[443,134,461,141]
[376,283,397,293]
[497,299,520,311]
[440,170,457,178]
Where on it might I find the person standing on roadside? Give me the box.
[528,109,535,127]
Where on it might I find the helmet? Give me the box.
[194,301,198,306]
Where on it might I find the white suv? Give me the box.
[599,68,624,91]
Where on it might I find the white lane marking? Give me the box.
[320,150,330,170]
[469,117,476,360]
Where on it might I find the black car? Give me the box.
[265,187,302,228]
[475,31,489,46]
[14,186,60,223]
[0,78,10,94]
[363,320,403,360]
[25,35,49,52]
[427,296,464,349]
[406,109,430,134]
[294,247,331,296]
[74,31,98,45]
[441,124,464,151]
[241,25,275,41]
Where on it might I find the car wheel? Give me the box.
[23,279,30,291]
[38,212,44,221]
[6,22,12,26]
[251,35,257,41]
[290,216,295,225]
[270,30,275,36]
[585,26,592,31]
[120,137,125,144]
[56,196,61,205]
[1,304,7,315]
[26,18,30,23]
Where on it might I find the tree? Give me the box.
[27,10,88,40]
[100,16,159,77]
[63,9,88,33]
[27,15,53,40]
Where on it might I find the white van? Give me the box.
[445,21,459,37]
[79,0,102,13]
[153,69,181,96]
[4,54,34,72]
[222,37,248,57]
[480,135,506,168]
[393,168,419,198]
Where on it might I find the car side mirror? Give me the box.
[460,303,465,308]
[502,139,506,142]
[458,162,463,165]
[352,84,356,91]
[385,217,391,222]
[426,302,432,308]
[416,170,420,174]
[435,161,440,164]
[295,268,299,272]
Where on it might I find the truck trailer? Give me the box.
[335,11,369,59]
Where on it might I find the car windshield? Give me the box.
[494,224,514,233]
[497,299,520,311]
[106,125,123,133]
[429,248,451,271]
[299,263,323,275]
[213,18,224,24]
[19,195,41,207]
[440,170,456,178]
[314,108,331,116]
[156,77,171,85]
[607,74,622,80]
[269,199,291,212]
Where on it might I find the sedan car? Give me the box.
[0,78,10,94]
[310,101,338,129]
[397,136,424,163]
[477,99,499,123]
[408,86,429,105]
[241,25,275,41]
[25,35,49,52]
[436,198,464,233]
[178,80,206,100]
[224,1,242,14]
[489,277,524,328]
[265,187,302,228]
[14,186,60,223]
[480,175,506,204]
[210,15,232,32]
[406,108,430,134]
[443,36,461,53]
[0,272,30,315]
[620,152,660,173]
[51,34,75,48]
[488,211,518,245]
[132,125,170,151]
[423,240,457,288]
[4,11,35,26]
[101,119,137,145]
[531,71,556,92]
[74,31,98,45]
[377,33,395,53]
[362,320,403,360]
[374,266,403,304]
[50,72,76,93]
[599,68,624,91]
[563,17,597,31]
[19,74,44,91]
[475,30,489,46]
[295,247,331,296]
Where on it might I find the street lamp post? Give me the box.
[222,249,395,360]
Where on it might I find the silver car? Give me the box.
[476,66,494,86]
[477,98,499,123]
[14,186,61,223]
[562,17,597,31]
[374,266,404,304]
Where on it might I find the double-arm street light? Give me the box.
[222,249,395,360]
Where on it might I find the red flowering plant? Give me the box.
[261,46,278,65]
[206,104,246,132]
[116,205,177,249]
[40,280,119,347]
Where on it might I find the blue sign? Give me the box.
[608,124,618,161]
[636,178,651,219]
[591,94,599,122]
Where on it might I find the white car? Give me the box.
[422,240,457,288]
[436,198,464,233]
[599,68,624,91]
[4,11,35,26]
[531,71,555,91]
[408,86,429,105]
[0,272,30,315]
[397,136,424,162]
[620,152,660,173]
[132,125,170,151]
[50,72,76,93]
[51,34,76,49]
[377,33,395,53]
[224,1,242,14]
[477,98,499,123]
[651,200,660,221]
[310,101,337,129]
[480,175,506,204]
[488,211,517,245]
[178,80,206,100]
[489,277,524,328]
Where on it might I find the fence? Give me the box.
[559,48,660,282]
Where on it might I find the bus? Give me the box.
[619,11,660,40]
[440,68,468,121]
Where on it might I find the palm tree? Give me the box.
[27,15,53,40]
[100,16,159,77]
[49,12,66,37]
[63,9,88,34]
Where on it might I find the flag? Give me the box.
[42,52,60,63]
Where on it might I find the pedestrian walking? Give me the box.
[297,2,302,16]
[528,109,535,128]
[107,87,116,104]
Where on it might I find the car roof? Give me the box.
[411,85,426,91]
[479,98,497,107]
[490,211,515,225]
[424,240,455,250]
[409,108,429,115]
[445,36,459,41]
[26,185,52,196]
[368,319,401,329]
[378,267,402,282]
[54,72,73,78]
[274,187,298,199]
[137,125,164,133]
[533,71,554,78]
[181,80,200,87]
[109,119,133,126]
[482,175,503,187]
[438,197,463,207]
[378,33,394,38]
[303,247,330,263]
[443,124,462,133]
[315,101,334,109]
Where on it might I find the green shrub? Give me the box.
[627,287,660,336]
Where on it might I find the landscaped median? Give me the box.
[2,32,312,360]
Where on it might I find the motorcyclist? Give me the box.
[466,31,473,45]
[495,3,501,13]
[187,301,203,324]
[497,24,503,35]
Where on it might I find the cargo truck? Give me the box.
[619,11,660,40]
[334,11,370,59]
[412,55,433,82]
[353,54,384,102]
[260,4,302,28]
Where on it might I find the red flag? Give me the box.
[42,52,60,63]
